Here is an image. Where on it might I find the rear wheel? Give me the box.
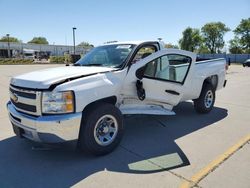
[78,103,123,155]
[193,83,215,113]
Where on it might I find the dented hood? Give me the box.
[10,66,114,89]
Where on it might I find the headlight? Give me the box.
[42,91,74,114]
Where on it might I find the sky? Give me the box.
[0,0,249,47]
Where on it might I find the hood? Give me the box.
[11,66,114,89]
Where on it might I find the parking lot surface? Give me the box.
[0,64,249,188]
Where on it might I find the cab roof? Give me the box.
[101,40,159,46]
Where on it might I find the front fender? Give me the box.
[54,71,126,112]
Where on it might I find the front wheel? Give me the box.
[78,103,123,155]
[193,83,215,113]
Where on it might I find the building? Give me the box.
[0,42,90,58]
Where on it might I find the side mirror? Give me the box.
[135,66,146,80]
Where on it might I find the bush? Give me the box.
[0,58,33,65]
[50,54,84,64]
[49,56,65,63]
[64,54,72,64]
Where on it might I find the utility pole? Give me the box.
[6,34,10,58]
[72,27,77,55]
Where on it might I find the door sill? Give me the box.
[119,104,175,115]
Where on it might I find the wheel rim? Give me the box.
[204,90,214,108]
[94,114,118,146]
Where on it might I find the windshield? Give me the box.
[74,44,135,68]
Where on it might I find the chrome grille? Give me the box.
[9,85,42,116]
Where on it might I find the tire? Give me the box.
[78,103,123,155]
[193,83,215,113]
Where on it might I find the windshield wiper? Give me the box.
[81,63,103,66]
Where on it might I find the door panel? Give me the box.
[122,49,196,112]
[142,78,183,106]
[142,52,192,106]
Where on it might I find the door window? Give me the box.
[144,54,192,83]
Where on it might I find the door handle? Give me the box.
[165,90,180,95]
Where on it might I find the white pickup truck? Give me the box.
[7,41,227,155]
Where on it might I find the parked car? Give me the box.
[243,59,250,67]
[7,40,227,155]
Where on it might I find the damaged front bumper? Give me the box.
[7,101,82,143]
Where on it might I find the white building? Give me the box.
[0,42,89,58]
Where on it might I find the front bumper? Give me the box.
[7,101,82,143]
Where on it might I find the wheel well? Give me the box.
[203,75,218,90]
[82,96,117,113]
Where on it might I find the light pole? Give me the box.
[6,34,10,58]
[72,27,77,55]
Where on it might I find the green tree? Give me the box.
[234,18,250,53]
[0,36,21,42]
[197,44,210,54]
[164,43,179,49]
[179,27,202,52]
[28,37,49,44]
[201,22,230,53]
[229,37,243,54]
[78,41,94,48]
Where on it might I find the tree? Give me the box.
[229,37,243,54]
[234,18,250,53]
[164,43,179,49]
[201,22,230,53]
[28,37,49,44]
[0,36,21,43]
[78,41,94,48]
[179,27,202,52]
[197,44,210,54]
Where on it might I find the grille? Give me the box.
[9,85,41,116]
[10,98,37,112]
[9,87,36,99]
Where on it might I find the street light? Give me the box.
[72,27,77,55]
[6,34,10,58]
